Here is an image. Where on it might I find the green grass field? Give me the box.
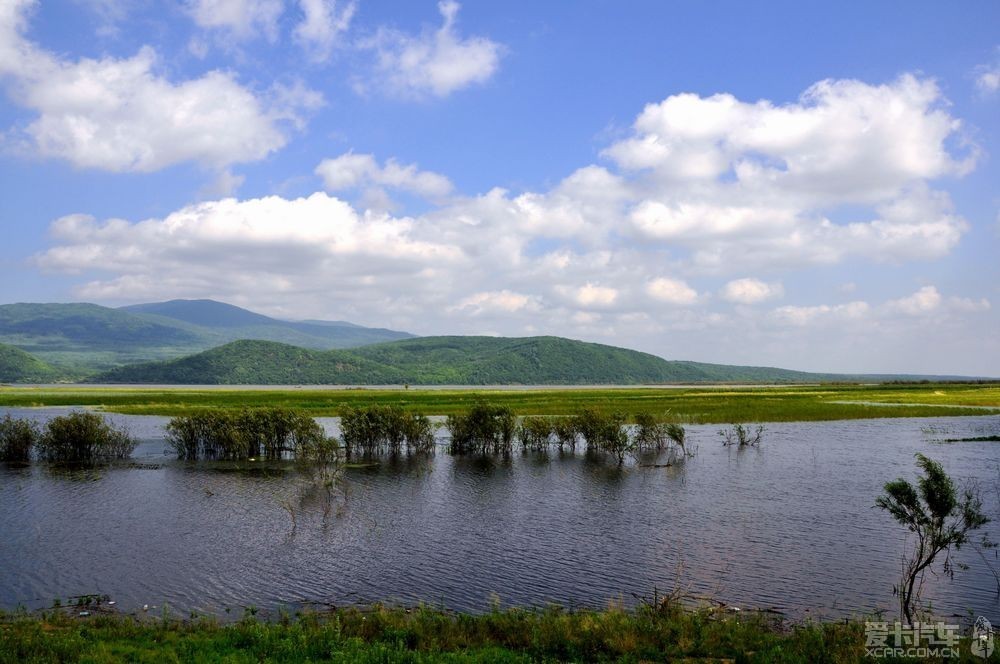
[3,603,995,663]
[1,383,998,422]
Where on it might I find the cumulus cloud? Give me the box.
[609,75,974,272]
[646,277,698,305]
[0,0,318,173]
[294,0,356,61]
[362,1,502,97]
[721,278,783,304]
[771,286,991,328]
[887,285,942,315]
[30,72,995,372]
[186,0,284,41]
[316,153,453,201]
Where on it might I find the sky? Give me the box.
[0,0,998,375]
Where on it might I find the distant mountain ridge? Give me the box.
[0,300,413,374]
[1,299,986,385]
[89,336,976,386]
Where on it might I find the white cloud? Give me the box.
[0,1,318,173]
[36,193,462,298]
[363,1,502,97]
[29,71,996,373]
[974,49,1000,95]
[721,278,783,304]
[186,0,284,41]
[772,301,869,326]
[570,283,618,308]
[949,296,991,313]
[887,285,942,315]
[611,76,974,271]
[316,153,454,201]
[646,277,698,305]
[451,290,539,315]
[294,0,356,61]
[978,67,1000,94]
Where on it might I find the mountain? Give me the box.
[0,300,413,374]
[0,343,64,383]
[90,336,885,385]
[121,299,413,349]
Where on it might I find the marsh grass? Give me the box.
[3,602,994,663]
[2,384,997,421]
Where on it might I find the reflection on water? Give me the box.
[1,407,999,622]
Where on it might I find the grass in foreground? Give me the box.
[0,384,998,422]
[2,603,994,663]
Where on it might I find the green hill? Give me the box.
[90,336,876,385]
[0,343,64,383]
[0,301,413,374]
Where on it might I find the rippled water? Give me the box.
[1,407,999,622]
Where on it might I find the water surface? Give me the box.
[2,408,998,622]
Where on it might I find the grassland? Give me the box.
[0,383,997,422]
[4,603,993,663]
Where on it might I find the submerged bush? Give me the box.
[446,401,516,456]
[166,408,328,460]
[574,408,631,463]
[517,417,554,451]
[340,405,435,457]
[719,423,764,448]
[0,415,39,463]
[551,416,579,451]
[632,413,689,456]
[36,411,136,463]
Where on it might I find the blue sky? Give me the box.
[0,0,998,374]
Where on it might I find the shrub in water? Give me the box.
[446,401,516,456]
[517,417,554,451]
[574,407,631,463]
[36,411,136,463]
[551,416,579,451]
[0,415,39,463]
[166,408,328,460]
[632,413,688,455]
[340,405,435,457]
[719,423,764,448]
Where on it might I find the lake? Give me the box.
[2,407,999,622]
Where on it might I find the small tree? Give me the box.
[0,415,39,463]
[876,453,994,623]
